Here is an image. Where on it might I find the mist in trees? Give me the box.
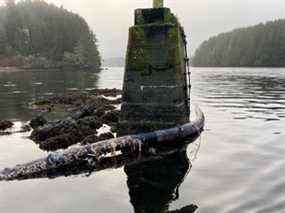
[192,19,285,67]
[0,0,101,69]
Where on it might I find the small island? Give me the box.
[192,19,285,67]
[0,0,101,70]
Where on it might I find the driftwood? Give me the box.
[0,107,204,181]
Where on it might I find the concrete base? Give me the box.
[120,8,190,134]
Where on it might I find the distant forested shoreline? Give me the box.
[192,19,285,67]
[0,0,101,70]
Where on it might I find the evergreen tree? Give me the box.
[192,19,285,67]
[0,0,101,69]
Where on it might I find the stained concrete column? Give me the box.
[153,0,164,8]
[120,7,190,134]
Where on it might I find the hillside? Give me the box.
[0,0,101,69]
[192,19,285,67]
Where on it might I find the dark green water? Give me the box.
[0,67,285,213]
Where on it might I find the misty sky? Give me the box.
[43,0,285,58]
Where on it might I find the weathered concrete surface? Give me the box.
[120,7,190,134]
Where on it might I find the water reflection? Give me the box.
[193,68,285,121]
[125,147,198,213]
[0,136,200,213]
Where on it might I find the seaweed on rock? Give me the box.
[29,89,122,151]
[0,120,13,131]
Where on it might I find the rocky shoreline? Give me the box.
[0,89,122,151]
[29,88,122,151]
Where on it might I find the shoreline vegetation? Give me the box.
[192,19,285,67]
[0,0,101,71]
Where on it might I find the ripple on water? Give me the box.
[43,92,54,96]
[85,87,96,91]
[12,91,23,94]
[3,84,16,87]
[67,88,79,91]
[193,69,285,121]
[32,82,43,86]
[197,132,285,213]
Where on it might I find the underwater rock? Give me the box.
[30,116,47,129]
[0,120,13,131]
[31,89,121,116]
[32,89,122,107]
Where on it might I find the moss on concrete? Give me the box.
[121,7,189,134]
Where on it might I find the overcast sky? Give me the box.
[42,0,285,58]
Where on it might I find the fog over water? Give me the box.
[37,0,285,58]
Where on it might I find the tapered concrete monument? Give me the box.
[120,0,191,134]
[153,0,164,8]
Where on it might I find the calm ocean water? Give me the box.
[0,67,284,213]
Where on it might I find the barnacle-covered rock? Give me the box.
[30,116,47,129]
[28,89,122,151]
[0,120,13,131]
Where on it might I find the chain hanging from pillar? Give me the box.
[183,33,191,115]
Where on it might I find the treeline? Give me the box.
[192,19,285,67]
[0,0,101,69]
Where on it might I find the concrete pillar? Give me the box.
[153,0,164,8]
[120,7,190,134]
